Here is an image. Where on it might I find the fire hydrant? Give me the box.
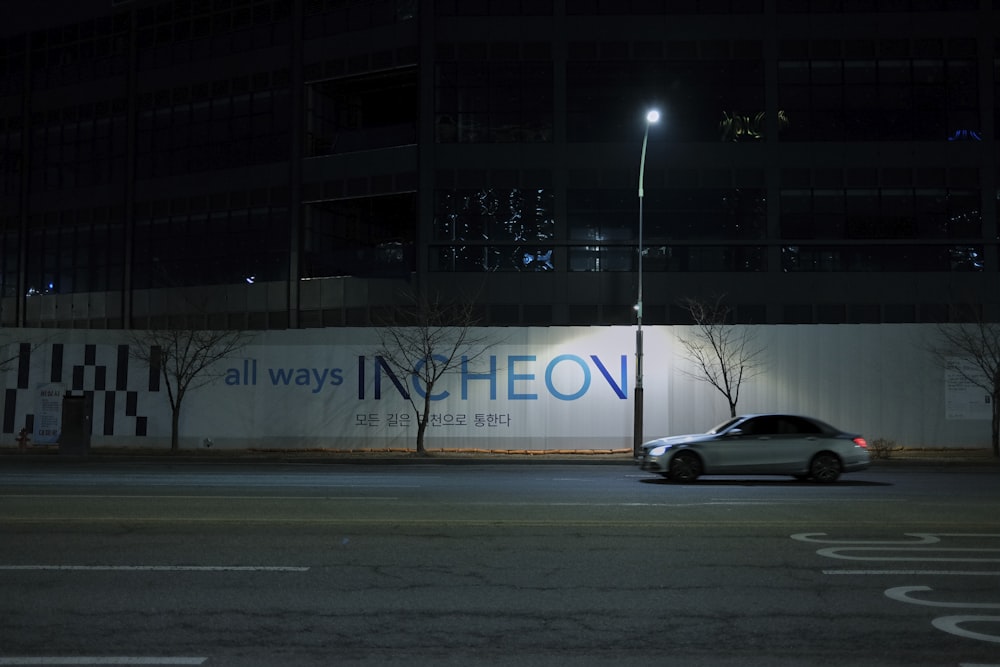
[15,427,29,451]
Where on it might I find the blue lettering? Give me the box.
[412,355,449,400]
[377,357,410,399]
[591,355,627,399]
[545,354,590,401]
[224,368,241,386]
[508,355,537,400]
[311,368,329,394]
[268,367,294,385]
[358,353,628,401]
[462,355,497,399]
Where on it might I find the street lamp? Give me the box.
[634,108,659,458]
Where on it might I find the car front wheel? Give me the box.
[669,451,703,482]
[809,452,841,483]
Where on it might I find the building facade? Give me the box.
[0,0,997,331]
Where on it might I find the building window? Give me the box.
[435,61,553,143]
[567,58,764,143]
[431,188,554,271]
[779,57,979,141]
[137,76,290,178]
[307,68,417,155]
[134,200,289,289]
[567,0,763,14]
[780,244,984,271]
[0,116,21,196]
[24,207,124,295]
[435,0,553,15]
[569,187,766,245]
[0,217,18,298]
[27,100,127,192]
[302,193,416,279]
[780,188,981,239]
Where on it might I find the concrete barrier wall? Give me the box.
[0,324,988,450]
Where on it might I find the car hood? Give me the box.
[641,433,716,451]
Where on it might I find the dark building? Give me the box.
[0,0,996,330]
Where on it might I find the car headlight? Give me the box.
[649,445,671,457]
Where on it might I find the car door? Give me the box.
[728,415,786,472]
[710,416,778,473]
[742,416,823,473]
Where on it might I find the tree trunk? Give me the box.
[415,419,427,455]
[993,392,1000,458]
[171,407,180,452]
[415,389,433,455]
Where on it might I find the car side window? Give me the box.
[743,416,778,436]
[782,416,822,434]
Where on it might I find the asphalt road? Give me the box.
[0,462,998,666]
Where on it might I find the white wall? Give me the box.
[0,324,989,450]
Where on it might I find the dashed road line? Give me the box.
[0,659,206,665]
[824,570,1000,576]
[0,565,308,572]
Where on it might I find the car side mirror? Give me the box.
[726,428,744,437]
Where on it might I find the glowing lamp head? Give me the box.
[646,110,660,124]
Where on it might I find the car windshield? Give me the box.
[707,417,742,434]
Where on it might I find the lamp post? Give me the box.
[634,109,659,458]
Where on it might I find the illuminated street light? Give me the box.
[634,108,659,458]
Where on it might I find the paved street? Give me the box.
[0,462,998,666]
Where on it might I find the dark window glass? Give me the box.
[779,57,979,141]
[307,68,417,155]
[780,188,981,239]
[568,188,766,242]
[134,204,289,288]
[430,188,554,271]
[435,62,552,143]
[137,76,289,177]
[568,59,764,142]
[434,188,554,241]
[21,209,123,295]
[302,193,415,279]
[780,244,983,271]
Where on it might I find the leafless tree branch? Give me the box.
[677,295,766,418]
[374,290,498,454]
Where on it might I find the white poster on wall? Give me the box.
[33,383,65,444]
[945,359,992,420]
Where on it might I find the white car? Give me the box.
[639,414,871,483]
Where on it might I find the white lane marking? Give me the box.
[0,659,206,665]
[886,586,1000,609]
[0,565,308,572]
[793,532,1000,545]
[815,547,1000,562]
[931,616,1000,644]
[0,495,401,501]
[825,570,1000,576]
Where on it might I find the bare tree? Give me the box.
[931,320,1000,458]
[374,291,496,455]
[129,328,253,451]
[0,340,25,374]
[677,295,766,418]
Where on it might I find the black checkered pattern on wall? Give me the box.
[2,342,157,437]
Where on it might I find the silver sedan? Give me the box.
[639,414,871,483]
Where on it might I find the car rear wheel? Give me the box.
[669,451,702,482]
[809,452,841,483]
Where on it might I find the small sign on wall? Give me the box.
[945,359,992,420]
[33,383,65,444]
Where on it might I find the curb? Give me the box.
[2,447,998,468]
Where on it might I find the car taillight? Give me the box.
[853,437,868,448]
